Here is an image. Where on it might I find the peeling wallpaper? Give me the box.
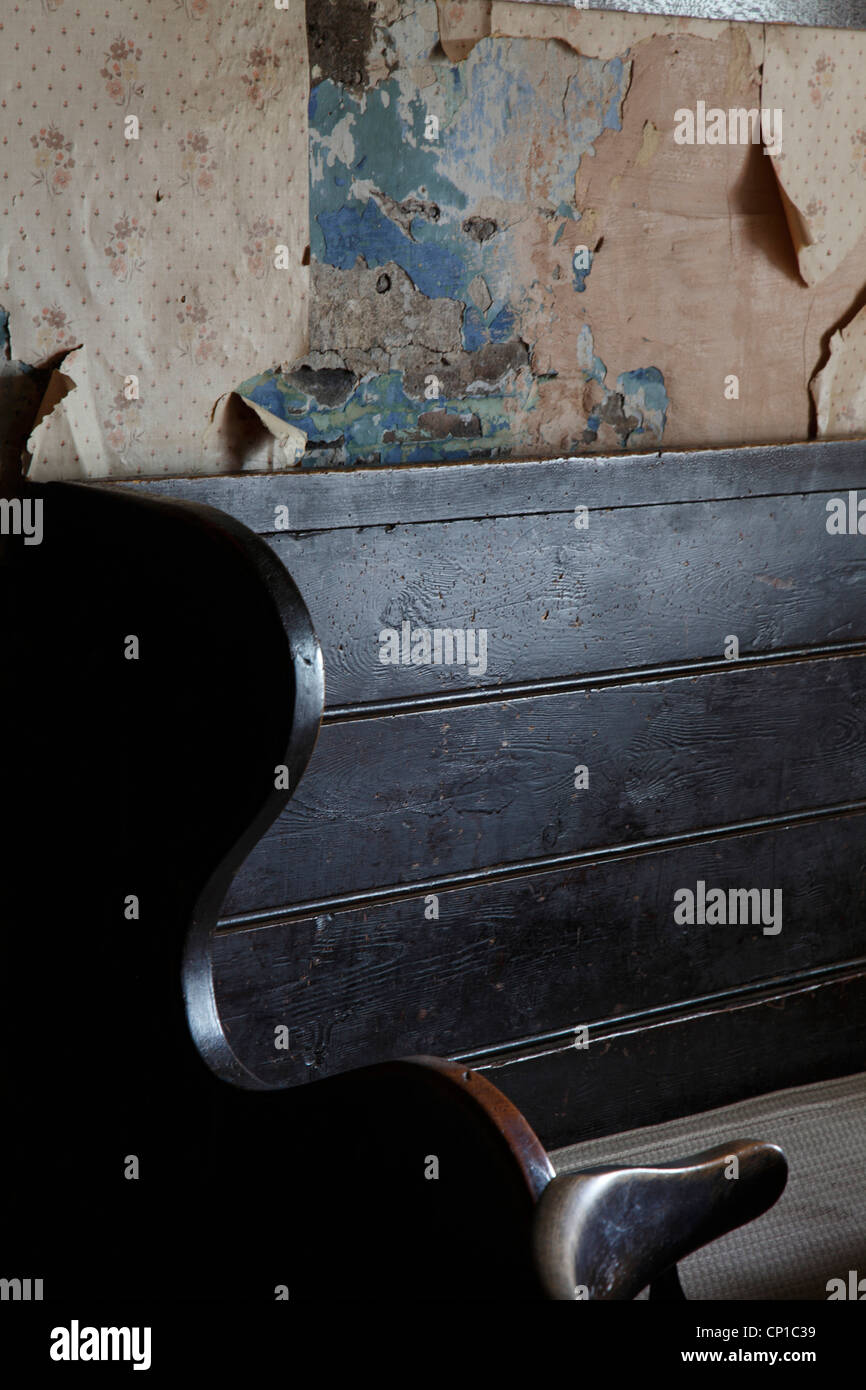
[239,0,866,466]
[240,0,670,465]
[2,0,866,478]
[0,0,310,479]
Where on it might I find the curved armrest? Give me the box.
[533,1138,787,1300]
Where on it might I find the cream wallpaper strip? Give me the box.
[0,0,309,480]
[436,1,493,60]
[813,303,866,437]
[763,24,866,287]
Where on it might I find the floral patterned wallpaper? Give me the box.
[0,0,309,478]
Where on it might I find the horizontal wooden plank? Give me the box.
[95,438,866,533]
[480,967,866,1150]
[222,654,866,915]
[213,812,866,1089]
[270,494,866,706]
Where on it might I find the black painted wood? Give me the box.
[110,437,866,533]
[213,812,866,1087]
[4,482,563,1301]
[480,968,866,1151]
[8,445,866,1299]
[0,479,330,1298]
[264,493,866,706]
[223,654,866,913]
[92,445,866,1143]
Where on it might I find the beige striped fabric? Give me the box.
[551,1072,866,1300]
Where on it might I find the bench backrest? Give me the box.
[117,439,866,1148]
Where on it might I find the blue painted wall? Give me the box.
[240,4,667,466]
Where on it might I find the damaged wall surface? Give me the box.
[0,0,310,479]
[242,0,672,464]
[2,0,865,476]
[238,0,866,466]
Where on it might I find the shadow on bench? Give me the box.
[7,447,865,1299]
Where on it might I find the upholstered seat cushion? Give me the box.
[551,1072,866,1300]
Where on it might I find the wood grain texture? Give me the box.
[10,456,866,1291]
[479,967,866,1150]
[223,653,866,914]
[102,438,866,533]
[214,812,866,1088]
[90,449,866,1142]
[268,493,866,706]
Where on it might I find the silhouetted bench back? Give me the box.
[118,439,866,1149]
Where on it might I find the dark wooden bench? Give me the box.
[3,438,865,1299]
[145,440,866,1137]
